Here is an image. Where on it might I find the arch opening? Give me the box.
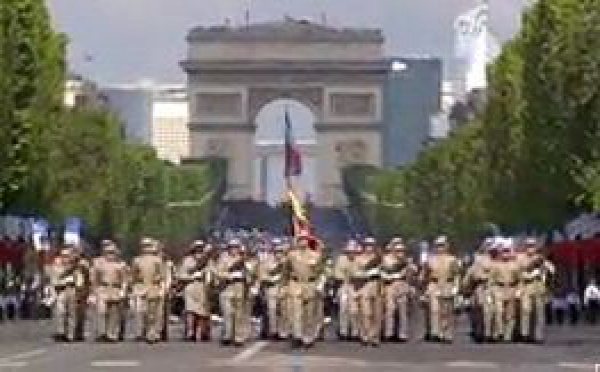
[253,99,317,207]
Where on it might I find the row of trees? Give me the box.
[0,0,225,256]
[345,0,600,248]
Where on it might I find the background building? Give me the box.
[102,83,189,164]
[382,57,442,167]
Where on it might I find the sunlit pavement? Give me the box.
[0,318,598,372]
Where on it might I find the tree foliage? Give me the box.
[345,0,600,247]
[0,0,65,212]
[0,0,226,255]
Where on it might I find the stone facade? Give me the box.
[182,19,387,206]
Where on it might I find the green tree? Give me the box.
[0,0,65,212]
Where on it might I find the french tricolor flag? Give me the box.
[284,110,302,178]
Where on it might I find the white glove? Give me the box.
[229,271,243,279]
[530,268,542,278]
[451,286,459,296]
[316,280,325,293]
[515,290,522,298]
[250,287,259,296]
[365,268,380,277]
[269,274,281,282]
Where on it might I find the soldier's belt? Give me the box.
[382,276,406,283]
[291,275,317,282]
[226,277,245,284]
[100,283,122,288]
[495,282,517,287]
[430,278,454,283]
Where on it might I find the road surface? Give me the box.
[0,318,598,372]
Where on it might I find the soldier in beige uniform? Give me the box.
[423,236,461,343]
[131,238,167,343]
[92,241,128,342]
[489,241,520,342]
[50,248,78,342]
[463,239,496,342]
[333,240,359,341]
[351,237,382,346]
[216,239,250,346]
[381,238,414,342]
[178,240,212,342]
[286,234,325,348]
[519,238,554,343]
[67,245,91,342]
[259,241,287,339]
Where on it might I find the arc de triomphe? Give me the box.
[182,19,387,207]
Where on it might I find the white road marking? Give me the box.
[446,360,499,369]
[231,341,269,363]
[0,361,28,368]
[91,360,141,368]
[0,348,47,363]
[557,362,596,370]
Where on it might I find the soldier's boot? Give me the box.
[199,316,211,341]
[184,313,196,341]
[96,311,108,342]
[429,296,442,342]
[383,292,395,341]
[398,297,409,341]
[533,296,545,343]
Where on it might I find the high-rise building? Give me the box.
[102,83,189,164]
[383,57,442,167]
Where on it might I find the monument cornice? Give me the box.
[315,123,381,131]
[188,122,255,132]
[180,60,390,74]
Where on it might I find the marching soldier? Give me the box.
[178,240,212,342]
[259,240,287,340]
[519,238,554,343]
[49,247,79,342]
[490,241,520,342]
[381,238,414,342]
[244,243,261,340]
[333,240,359,341]
[131,238,168,344]
[91,240,128,342]
[352,237,382,347]
[216,238,250,346]
[286,233,325,348]
[463,239,496,342]
[69,245,91,341]
[422,236,461,343]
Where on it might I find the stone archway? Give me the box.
[253,99,317,206]
[183,19,387,207]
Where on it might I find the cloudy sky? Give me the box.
[47,0,528,84]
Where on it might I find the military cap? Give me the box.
[275,242,289,252]
[60,247,72,256]
[393,242,407,251]
[434,235,449,246]
[141,237,155,246]
[343,240,356,252]
[102,241,118,253]
[227,238,242,247]
[140,237,158,252]
[524,237,538,246]
[362,236,377,246]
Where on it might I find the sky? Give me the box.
[47,0,529,84]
